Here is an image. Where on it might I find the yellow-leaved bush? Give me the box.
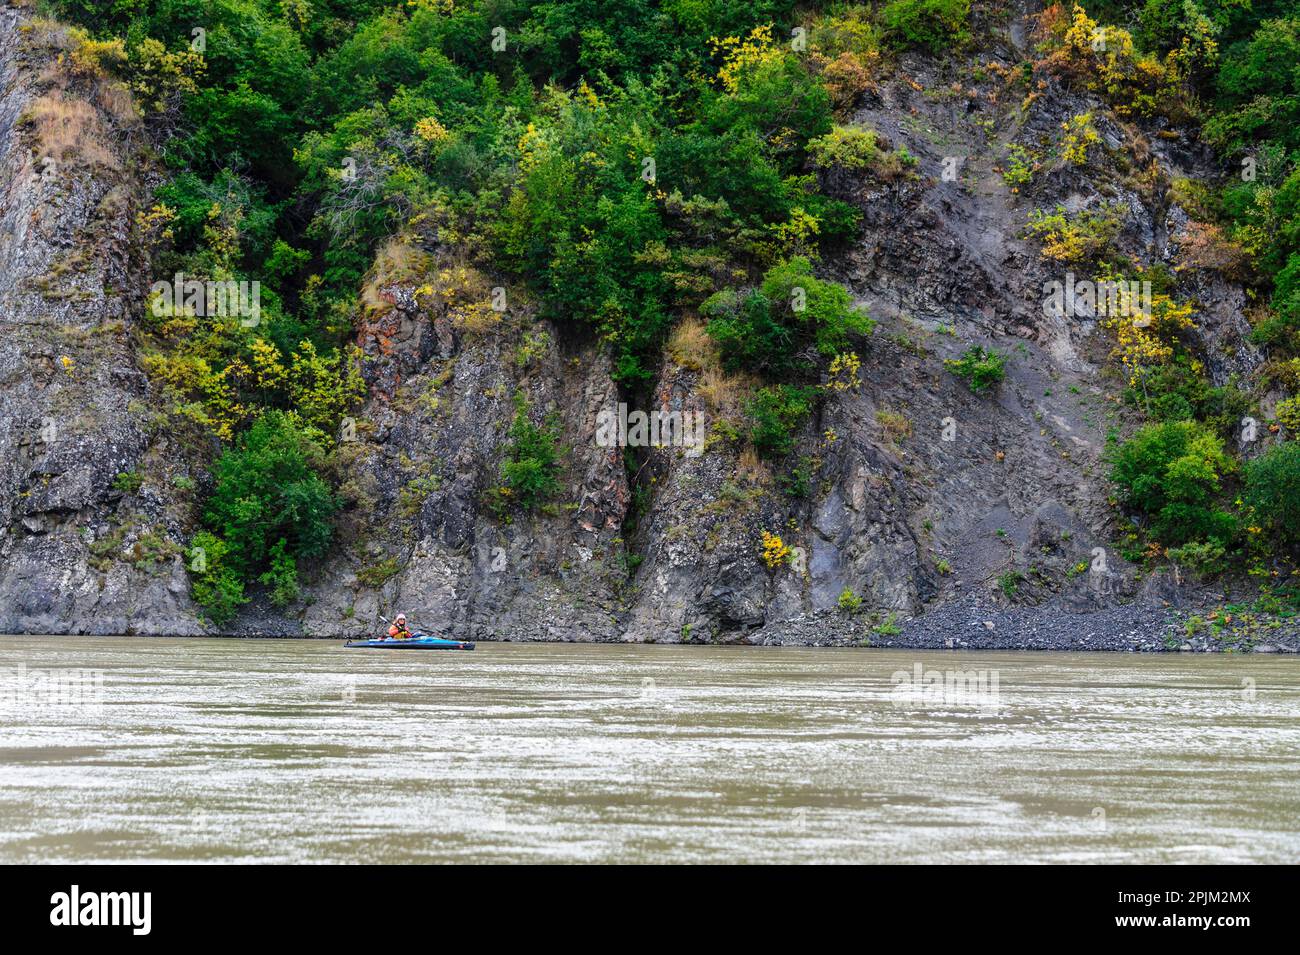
[710,25,786,94]
[144,305,365,443]
[1036,4,1203,120]
[759,530,792,568]
[1106,289,1196,388]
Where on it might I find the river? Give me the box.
[0,637,1297,863]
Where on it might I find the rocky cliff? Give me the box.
[0,10,198,634]
[0,4,1291,649]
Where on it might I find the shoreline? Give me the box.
[7,599,1298,653]
[7,578,1298,654]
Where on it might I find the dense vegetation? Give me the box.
[45,0,917,618]
[40,0,1300,619]
[189,412,338,622]
[1019,1,1300,587]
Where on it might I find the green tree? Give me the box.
[203,410,338,577]
[188,531,247,626]
[498,393,563,510]
[1244,441,1300,548]
[1109,420,1237,546]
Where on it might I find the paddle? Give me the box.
[404,614,441,640]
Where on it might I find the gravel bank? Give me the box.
[755,591,1300,653]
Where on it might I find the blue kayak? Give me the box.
[345,636,475,650]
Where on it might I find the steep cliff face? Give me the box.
[0,12,199,634]
[613,22,1233,645]
[320,8,1246,647]
[0,5,1281,646]
[292,244,631,640]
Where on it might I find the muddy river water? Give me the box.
[0,637,1296,863]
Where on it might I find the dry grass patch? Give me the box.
[361,239,431,314]
[875,407,912,442]
[19,18,70,52]
[736,445,772,486]
[18,21,139,169]
[23,93,119,170]
[92,80,139,126]
[697,365,758,415]
[667,315,720,372]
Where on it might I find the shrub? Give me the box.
[759,530,792,569]
[809,5,883,82]
[880,0,970,52]
[1001,144,1037,188]
[188,531,246,627]
[819,51,875,109]
[1058,112,1099,166]
[1108,421,1236,546]
[703,257,874,377]
[67,30,127,79]
[780,455,815,498]
[1244,442,1300,548]
[1026,205,1123,266]
[112,471,144,494]
[702,288,782,373]
[875,408,912,441]
[873,612,902,636]
[746,385,818,459]
[397,473,441,519]
[827,350,862,390]
[807,125,915,179]
[1277,396,1300,434]
[945,346,1006,393]
[356,556,402,588]
[1165,540,1228,576]
[808,124,885,171]
[498,393,562,511]
[1174,221,1248,277]
[1106,288,1196,392]
[838,587,863,613]
[126,36,204,114]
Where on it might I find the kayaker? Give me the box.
[387,613,413,640]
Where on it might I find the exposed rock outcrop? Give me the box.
[0,12,198,634]
[0,4,1288,649]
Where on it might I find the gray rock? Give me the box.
[0,5,1294,654]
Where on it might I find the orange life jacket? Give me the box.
[388,623,411,639]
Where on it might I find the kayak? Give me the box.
[345,636,475,650]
